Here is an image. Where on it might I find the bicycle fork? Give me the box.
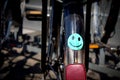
[63,1,86,80]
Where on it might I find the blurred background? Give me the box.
[0,0,120,80]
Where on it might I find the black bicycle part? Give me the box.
[85,0,92,71]
[41,0,48,73]
[0,0,23,42]
[101,0,120,44]
[44,0,63,79]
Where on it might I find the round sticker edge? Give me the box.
[67,33,83,50]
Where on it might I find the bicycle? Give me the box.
[0,0,23,49]
[90,0,120,67]
[41,0,120,80]
[42,0,86,79]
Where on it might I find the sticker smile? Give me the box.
[70,42,81,47]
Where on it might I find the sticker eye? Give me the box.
[78,37,80,41]
[72,36,74,40]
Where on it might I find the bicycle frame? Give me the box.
[63,1,86,80]
[42,0,90,80]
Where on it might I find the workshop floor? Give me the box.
[0,48,42,80]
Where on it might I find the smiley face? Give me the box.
[67,33,83,50]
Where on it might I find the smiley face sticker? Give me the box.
[67,33,83,50]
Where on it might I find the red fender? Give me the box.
[65,64,86,80]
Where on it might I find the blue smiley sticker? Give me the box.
[67,33,83,50]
